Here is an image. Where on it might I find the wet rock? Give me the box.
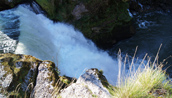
[60,68,111,98]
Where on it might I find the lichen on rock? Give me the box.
[0,54,114,98]
[0,63,13,96]
[0,53,41,97]
[0,53,60,97]
[60,68,112,98]
[31,60,60,98]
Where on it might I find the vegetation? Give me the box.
[1,48,172,98]
[35,0,134,48]
[112,46,172,98]
[113,62,172,98]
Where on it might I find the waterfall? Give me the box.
[2,1,171,85]
[8,4,119,84]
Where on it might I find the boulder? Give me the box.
[0,53,42,97]
[60,68,112,98]
[0,54,114,97]
[0,53,61,97]
[0,53,76,97]
[31,61,59,98]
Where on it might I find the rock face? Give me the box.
[0,53,112,98]
[35,0,135,49]
[60,68,111,98]
[31,61,59,98]
[0,53,40,97]
[0,53,73,97]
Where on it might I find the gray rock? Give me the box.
[0,64,12,98]
[0,54,42,97]
[0,64,12,89]
[72,3,88,20]
[31,61,58,98]
[60,68,111,98]
[0,54,113,98]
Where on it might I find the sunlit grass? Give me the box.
[114,63,172,98]
[113,45,172,98]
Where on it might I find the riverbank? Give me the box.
[0,0,172,98]
[0,53,171,98]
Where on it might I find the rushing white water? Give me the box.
[127,9,133,17]
[12,5,119,84]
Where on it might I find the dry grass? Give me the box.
[113,45,172,98]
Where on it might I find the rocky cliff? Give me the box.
[0,53,114,98]
[34,0,135,49]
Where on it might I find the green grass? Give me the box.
[113,46,172,98]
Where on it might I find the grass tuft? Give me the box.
[113,45,172,98]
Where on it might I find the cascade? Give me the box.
[7,4,118,84]
[1,1,172,85]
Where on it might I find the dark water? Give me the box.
[110,11,172,77]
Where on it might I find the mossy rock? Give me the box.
[0,53,42,97]
[86,68,116,96]
[35,0,134,49]
[59,75,77,87]
[35,0,76,21]
[0,53,72,97]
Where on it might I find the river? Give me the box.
[0,2,172,85]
